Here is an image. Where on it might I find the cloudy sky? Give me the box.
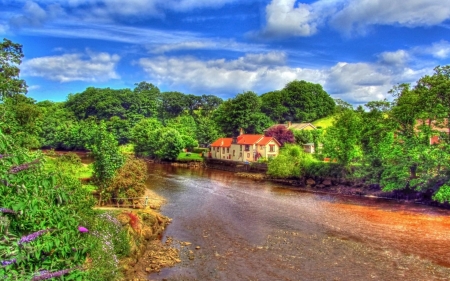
[2,0,450,104]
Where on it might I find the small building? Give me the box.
[209,133,281,162]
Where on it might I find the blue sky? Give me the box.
[1,0,450,105]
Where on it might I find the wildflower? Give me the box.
[78,226,89,233]
[18,229,51,245]
[31,268,74,281]
[0,208,16,214]
[1,259,16,266]
[9,159,40,174]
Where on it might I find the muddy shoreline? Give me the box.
[234,172,450,209]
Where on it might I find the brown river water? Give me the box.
[144,164,450,281]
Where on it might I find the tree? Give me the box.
[160,91,187,121]
[267,144,314,178]
[1,94,41,148]
[199,94,223,117]
[261,80,335,123]
[130,118,162,157]
[195,116,222,147]
[133,81,161,118]
[260,90,289,122]
[90,122,124,204]
[322,109,363,167]
[155,127,185,160]
[214,91,273,136]
[264,125,295,146]
[0,38,27,100]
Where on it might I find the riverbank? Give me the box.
[235,172,450,209]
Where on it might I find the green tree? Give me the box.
[196,116,222,146]
[130,118,163,157]
[267,144,315,178]
[214,91,273,136]
[322,109,363,167]
[0,94,41,148]
[133,81,161,118]
[261,81,335,123]
[160,91,187,121]
[155,127,185,160]
[0,38,27,100]
[199,94,223,117]
[90,122,124,204]
[260,90,289,122]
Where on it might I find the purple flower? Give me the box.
[18,229,51,245]
[1,259,16,266]
[78,226,89,233]
[0,208,16,214]
[9,159,40,174]
[31,268,74,281]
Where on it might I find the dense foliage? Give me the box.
[0,130,128,280]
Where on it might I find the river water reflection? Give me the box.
[146,164,450,281]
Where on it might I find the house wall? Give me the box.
[212,139,280,162]
[255,140,279,159]
[211,146,231,160]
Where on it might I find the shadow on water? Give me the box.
[146,164,450,281]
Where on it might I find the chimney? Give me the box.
[287,121,292,128]
[239,128,244,135]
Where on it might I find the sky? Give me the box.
[1,0,450,105]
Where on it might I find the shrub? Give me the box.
[0,130,129,280]
[107,156,148,206]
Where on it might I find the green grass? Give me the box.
[312,115,336,129]
[176,151,204,162]
[77,163,94,178]
[82,184,97,192]
[119,143,134,155]
[44,156,94,178]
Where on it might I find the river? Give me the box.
[145,164,450,281]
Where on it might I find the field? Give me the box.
[312,115,335,129]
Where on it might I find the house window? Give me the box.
[227,148,230,153]
[260,145,264,149]
[245,145,250,151]
[269,145,275,152]
[233,150,235,156]
[240,145,242,151]
[222,147,225,153]
[239,152,242,157]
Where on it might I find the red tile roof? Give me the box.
[258,137,281,146]
[236,135,264,144]
[210,138,233,147]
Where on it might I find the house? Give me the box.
[415,119,449,145]
[265,121,317,132]
[209,133,281,162]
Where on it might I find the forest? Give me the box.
[1,38,450,279]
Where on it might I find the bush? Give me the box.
[0,130,129,280]
[267,144,315,178]
[107,156,148,206]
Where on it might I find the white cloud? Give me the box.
[257,0,450,37]
[138,52,324,95]
[138,51,434,103]
[149,39,267,54]
[22,50,120,82]
[330,0,450,35]
[325,62,392,102]
[7,0,238,25]
[378,50,410,67]
[255,0,321,38]
[9,1,64,28]
[422,40,450,59]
